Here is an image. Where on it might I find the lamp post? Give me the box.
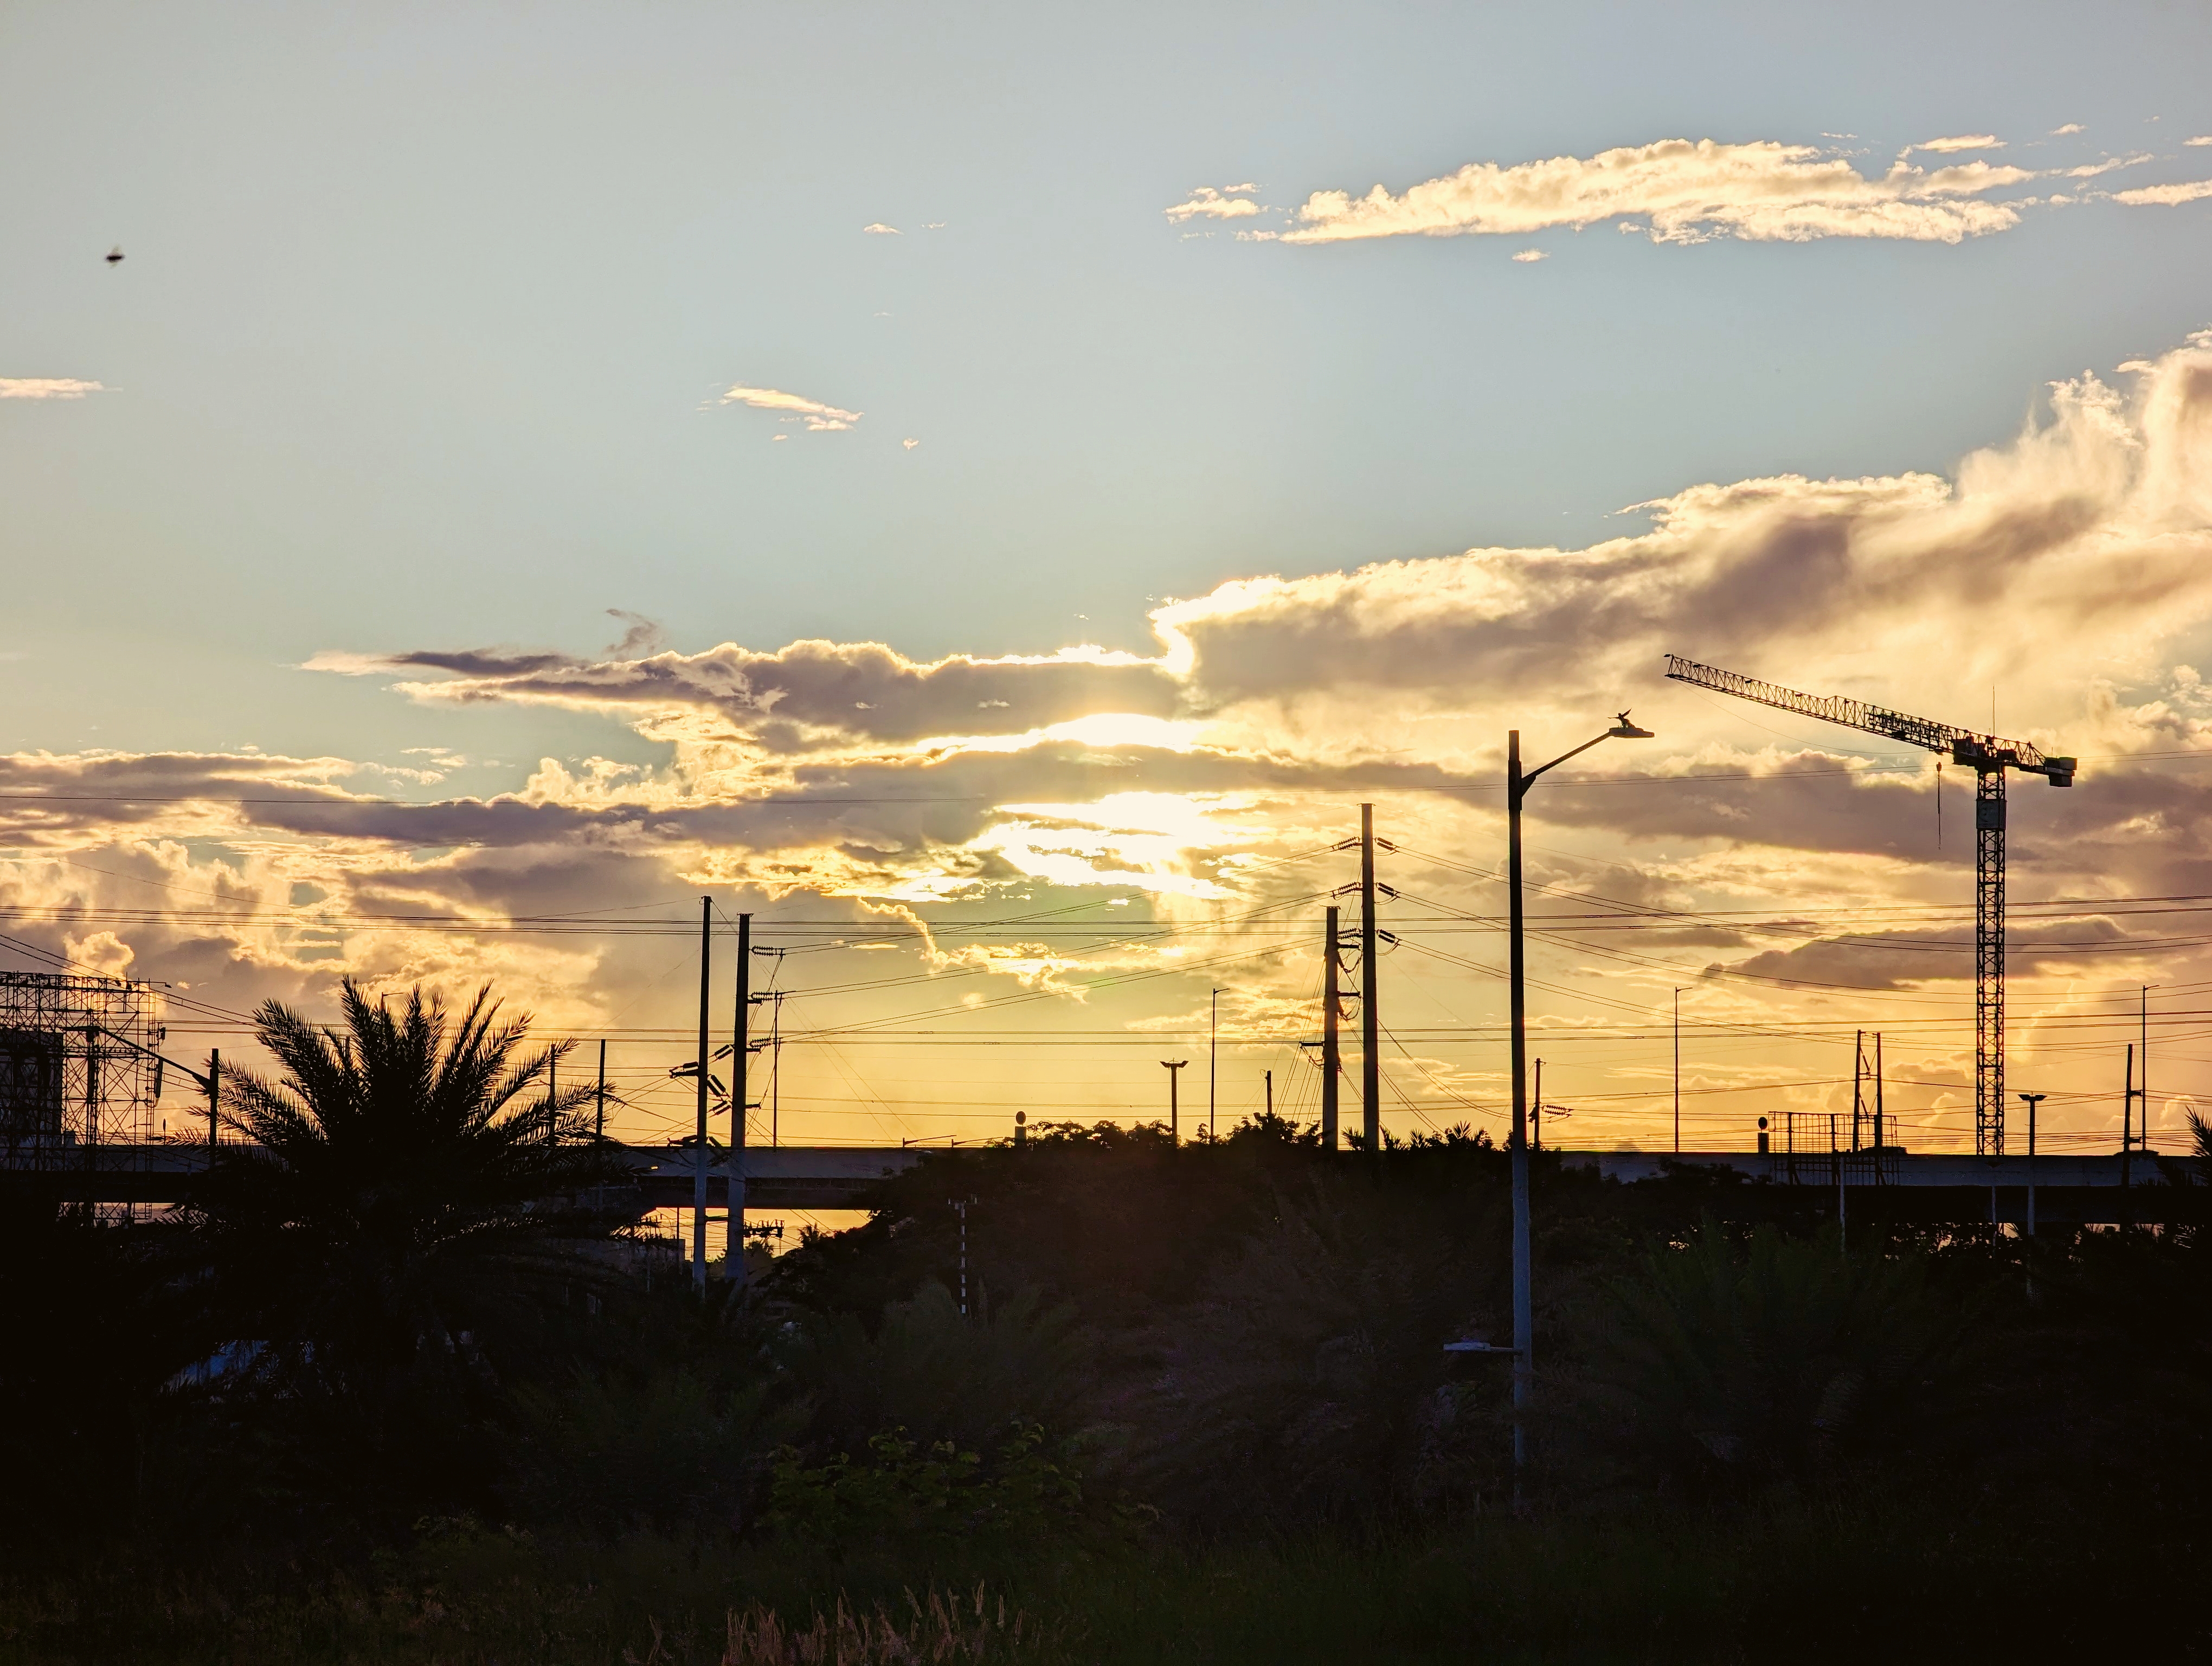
[1508,712,1652,1480]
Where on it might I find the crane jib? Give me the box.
[1661,655,2074,785]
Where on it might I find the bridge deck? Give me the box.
[2,1143,2192,1222]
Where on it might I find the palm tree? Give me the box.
[183,979,623,1442]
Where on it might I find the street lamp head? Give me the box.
[1608,711,1655,740]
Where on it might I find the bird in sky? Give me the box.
[105,246,123,264]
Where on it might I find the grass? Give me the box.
[1,1480,2198,1665]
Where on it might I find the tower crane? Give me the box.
[1664,655,2075,1155]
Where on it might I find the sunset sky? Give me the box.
[6,1,2212,1168]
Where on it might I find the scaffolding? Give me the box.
[1775,1110,1898,1188]
[0,970,165,1168]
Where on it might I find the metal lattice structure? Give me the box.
[1666,656,2076,1156]
[0,970,164,1167]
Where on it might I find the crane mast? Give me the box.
[1664,655,2075,1155]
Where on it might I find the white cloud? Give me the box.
[718,384,863,432]
[2112,180,2212,206]
[1911,133,2003,153]
[2063,153,2153,177]
[1269,138,2036,246]
[2188,137,2212,148]
[863,222,902,235]
[0,378,104,399]
[1511,247,1548,262]
[2052,123,2086,136]
[1165,185,1260,223]
[903,438,919,450]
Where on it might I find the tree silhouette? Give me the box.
[183,979,622,1469]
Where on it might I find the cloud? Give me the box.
[2188,137,2212,148]
[604,610,666,657]
[903,438,919,450]
[1165,185,1261,223]
[0,378,104,399]
[2113,179,2212,206]
[1511,248,1548,262]
[1268,138,2037,246]
[2052,123,2086,136]
[16,329,2212,1151]
[863,222,902,235]
[718,385,862,432]
[1910,134,2003,153]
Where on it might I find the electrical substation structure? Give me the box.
[1665,656,2076,1155]
[0,970,165,1168]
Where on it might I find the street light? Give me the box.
[1507,711,1652,1479]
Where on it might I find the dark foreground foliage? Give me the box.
[4,992,2211,1660]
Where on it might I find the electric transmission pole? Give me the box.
[1321,905,1341,1150]
[730,911,750,1287]
[1360,803,1379,1152]
[692,895,711,1289]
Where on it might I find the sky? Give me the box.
[5,0,2212,1172]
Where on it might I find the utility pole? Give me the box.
[2140,985,2153,1152]
[1532,1057,1542,1151]
[1209,987,1219,1142]
[1161,1060,1186,1142]
[1874,1033,1885,1150]
[1673,989,1682,1154]
[1360,804,1380,1153]
[595,1039,606,1142]
[1264,1068,1272,1120]
[2123,1041,2138,1207]
[730,912,750,1288]
[1853,1030,1866,1152]
[207,1048,220,1157]
[692,896,711,1289]
[769,989,785,1146]
[2020,1092,2045,1239]
[1321,906,1341,1150]
[949,1197,972,1317]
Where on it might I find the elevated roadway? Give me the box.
[3,1143,2196,1223]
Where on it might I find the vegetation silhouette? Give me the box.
[178,979,625,1518]
[4,975,2212,1661]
